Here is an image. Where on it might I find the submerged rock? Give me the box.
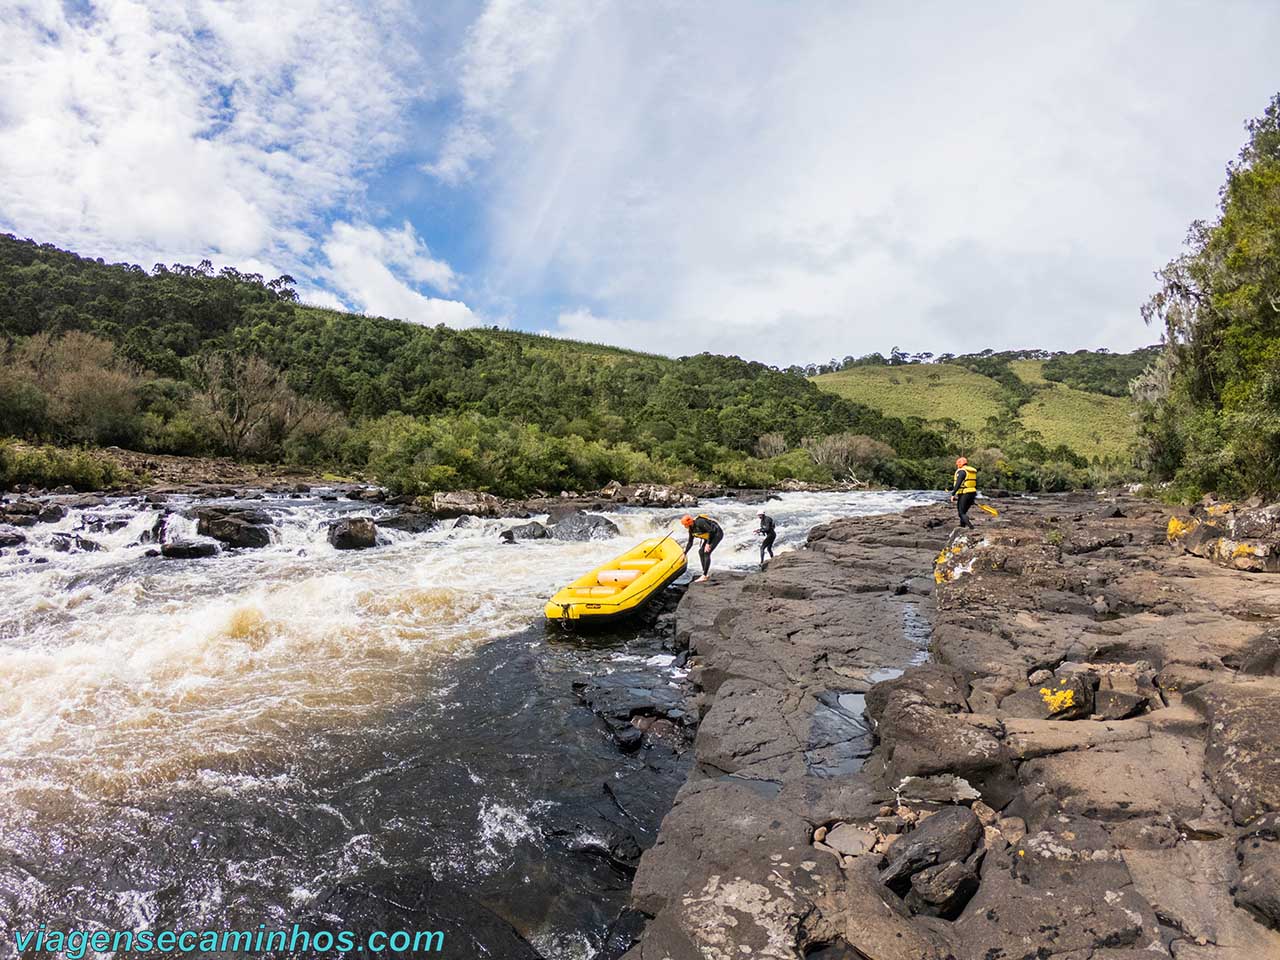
[327,516,378,550]
[300,873,542,960]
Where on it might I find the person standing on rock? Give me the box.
[755,510,776,568]
[950,457,979,529]
[681,514,723,582]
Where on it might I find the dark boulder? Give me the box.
[50,533,102,553]
[549,511,620,541]
[998,671,1095,720]
[328,516,378,550]
[903,858,980,919]
[500,521,549,542]
[378,511,437,534]
[38,504,68,523]
[1092,689,1148,720]
[161,540,219,559]
[196,508,272,549]
[0,525,25,548]
[878,805,982,891]
[1236,813,1280,928]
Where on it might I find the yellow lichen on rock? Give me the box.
[1039,686,1076,713]
[1166,516,1195,543]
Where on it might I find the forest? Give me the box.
[1135,93,1280,500]
[0,236,960,494]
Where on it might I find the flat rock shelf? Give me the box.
[622,493,1280,960]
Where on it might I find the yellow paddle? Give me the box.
[978,503,999,517]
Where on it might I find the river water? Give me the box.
[0,489,938,958]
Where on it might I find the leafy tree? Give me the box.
[1136,94,1280,498]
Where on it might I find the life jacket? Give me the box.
[956,465,978,494]
[691,514,718,540]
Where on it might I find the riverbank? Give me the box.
[623,493,1280,959]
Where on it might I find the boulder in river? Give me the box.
[38,504,68,523]
[377,511,436,534]
[549,511,620,541]
[0,525,26,547]
[161,540,219,559]
[328,516,378,550]
[429,490,506,519]
[196,507,272,549]
[500,521,549,542]
[50,533,102,553]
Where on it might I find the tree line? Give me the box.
[0,236,960,494]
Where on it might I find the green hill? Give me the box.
[0,233,1156,494]
[0,234,950,494]
[812,364,1006,436]
[814,351,1152,463]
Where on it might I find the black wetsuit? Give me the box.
[951,468,977,529]
[684,516,724,577]
[757,514,776,565]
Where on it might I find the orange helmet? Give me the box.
[680,515,694,527]
[956,457,968,468]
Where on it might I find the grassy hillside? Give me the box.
[814,354,1143,462]
[1011,360,1134,459]
[812,365,1005,435]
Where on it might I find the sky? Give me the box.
[2,1,1278,366]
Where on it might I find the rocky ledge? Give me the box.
[622,493,1280,960]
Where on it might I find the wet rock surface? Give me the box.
[195,506,273,548]
[161,539,219,559]
[500,520,550,542]
[624,494,1280,959]
[327,516,378,550]
[550,510,621,541]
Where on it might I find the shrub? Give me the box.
[0,440,133,491]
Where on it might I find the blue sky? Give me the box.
[2,1,1279,364]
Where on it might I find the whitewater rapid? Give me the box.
[0,487,941,957]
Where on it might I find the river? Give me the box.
[0,488,939,958]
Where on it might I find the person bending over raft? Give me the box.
[681,514,723,583]
[950,456,978,529]
[756,511,776,568]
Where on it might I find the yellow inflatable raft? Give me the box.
[545,536,687,626]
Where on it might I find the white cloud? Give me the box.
[0,0,477,322]
[424,0,589,185]
[320,221,476,328]
[446,0,1280,363]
